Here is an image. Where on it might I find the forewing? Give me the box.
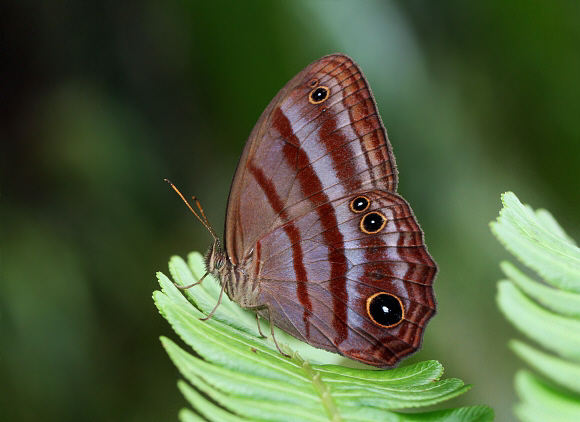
[224,54,398,265]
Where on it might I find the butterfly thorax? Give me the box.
[204,239,262,309]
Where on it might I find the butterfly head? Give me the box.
[204,238,226,275]
[164,178,228,277]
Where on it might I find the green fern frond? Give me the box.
[154,253,492,421]
[491,192,580,421]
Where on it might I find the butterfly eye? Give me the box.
[307,78,319,88]
[309,86,329,104]
[360,211,387,234]
[214,255,224,269]
[366,292,404,328]
[350,196,370,213]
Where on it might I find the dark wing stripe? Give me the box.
[272,106,350,344]
[246,162,313,327]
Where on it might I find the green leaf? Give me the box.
[513,370,580,422]
[534,209,577,246]
[490,192,580,293]
[510,340,580,395]
[492,192,580,421]
[497,280,580,360]
[155,252,492,421]
[500,261,580,318]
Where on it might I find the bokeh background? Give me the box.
[2,1,578,421]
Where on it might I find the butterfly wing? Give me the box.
[224,54,398,265]
[255,190,436,367]
[222,54,436,367]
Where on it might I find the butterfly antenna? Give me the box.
[191,196,218,239]
[164,179,218,240]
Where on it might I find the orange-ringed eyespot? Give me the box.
[350,196,370,213]
[366,292,404,328]
[309,86,329,104]
[360,211,386,234]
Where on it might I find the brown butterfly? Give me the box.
[171,53,437,367]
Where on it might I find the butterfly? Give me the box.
[171,53,437,367]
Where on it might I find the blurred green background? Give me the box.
[2,1,578,421]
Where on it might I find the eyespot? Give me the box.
[308,78,319,88]
[350,196,370,213]
[309,86,329,104]
[366,292,404,328]
[360,211,387,234]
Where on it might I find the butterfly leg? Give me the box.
[268,319,291,358]
[244,305,290,358]
[254,314,267,338]
[175,271,208,290]
[200,276,227,321]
